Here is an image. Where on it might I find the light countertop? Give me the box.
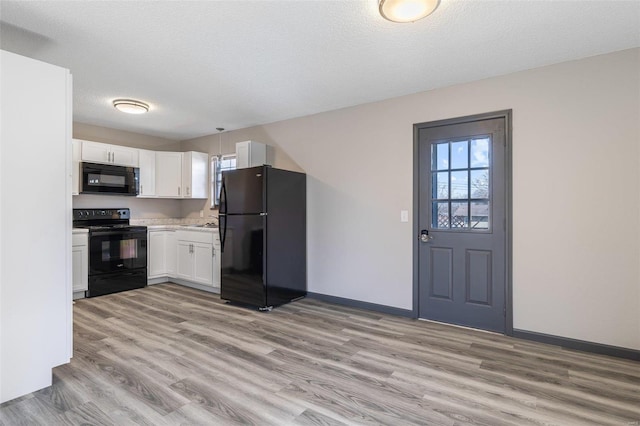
[147,224,218,233]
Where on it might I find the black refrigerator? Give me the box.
[219,165,306,310]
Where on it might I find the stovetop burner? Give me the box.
[72,208,145,232]
[75,224,147,232]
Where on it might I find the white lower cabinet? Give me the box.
[176,230,216,287]
[166,231,176,277]
[147,228,218,290]
[148,230,176,280]
[148,230,167,278]
[72,233,88,295]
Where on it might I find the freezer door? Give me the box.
[220,214,266,307]
[220,166,264,214]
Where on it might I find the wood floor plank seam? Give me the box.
[1,283,638,426]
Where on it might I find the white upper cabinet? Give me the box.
[138,149,156,197]
[110,144,139,167]
[81,140,139,167]
[182,151,209,199]
[155,151,183,197]
[236,140,267,169]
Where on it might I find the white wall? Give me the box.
[1,50,72,403]
[72,123,183,219]
[182,48,640,350]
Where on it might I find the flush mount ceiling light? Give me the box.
[379,0,440,23]
[112,99,149,114]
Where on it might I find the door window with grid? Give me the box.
[431,137,491,230]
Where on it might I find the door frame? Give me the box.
[412,110,513,335]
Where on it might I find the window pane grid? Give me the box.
[211,154,236,207]
[430,137,491,231]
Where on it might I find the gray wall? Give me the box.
[182,48,640,350]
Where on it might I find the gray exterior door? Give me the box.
[416,114,508,333]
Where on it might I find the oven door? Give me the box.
[89,230,147,275]
[81,162,139,196]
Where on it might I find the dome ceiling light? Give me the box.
[379,0,440,23]
[113,99,149,114]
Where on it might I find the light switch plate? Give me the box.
[400,210,409,222]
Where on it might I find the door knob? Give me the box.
[420,229,433,243]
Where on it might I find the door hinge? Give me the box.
[503,306,507,317]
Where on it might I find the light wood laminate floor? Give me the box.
[1,283,639,425]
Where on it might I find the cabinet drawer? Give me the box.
[72,233,88,246]
[176,230,214,244]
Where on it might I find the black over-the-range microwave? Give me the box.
[81,162,139,196]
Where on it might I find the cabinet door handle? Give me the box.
[178,187,181,196]
[186,187,190,196]
[212,247,215,257]
[112,152,115,163]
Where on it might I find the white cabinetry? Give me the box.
[72,233,88,295]
[73,143,208,200]
[212,234,221,288]
[236,140,268,169]
[148,230,167,279]
[147,227,218,289]
[166,231,176,277]
[138,149,156,197]
[71,139,81,195]
[148,229,177,280]
[176,230,219,287]
[182,151,209,199]
[155,152,183,197]
[81,140,139,167]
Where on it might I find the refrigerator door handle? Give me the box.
[218,217,223,251]
[219,178,229,252]
[220,179,228,216]
[219,214,227,253]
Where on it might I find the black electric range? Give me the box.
[73,208,147,297]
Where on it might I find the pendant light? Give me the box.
[214,127,225,207]
[216,127,224,160]
[379,0,440,23]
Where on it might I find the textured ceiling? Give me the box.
[1,1,639,141]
